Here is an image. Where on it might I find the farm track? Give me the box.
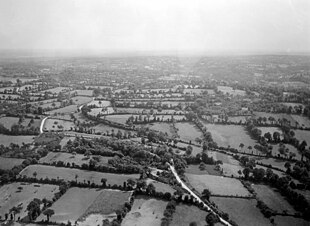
[168,162,232,226]
[40,116,49,133]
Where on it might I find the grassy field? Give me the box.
[91,124,132,135]
[170,204,217,226]
[71,96,93,105]
[0,182,59,220]
[73,90,93,96]
[116,107,183,115]
[20,165,139,186]
[293,129,310,148]
[270,143,301,159]
[87,100,110,107]
[39,152,113,167]
[59,136,75,148]
[175,122,202,144]
[43,118,75,131]
[185,164,222,176]
[204,124,257,150]
[210,197,271,226]
[146,178,176,194]
[252,184,296,214]
[217,86,246,96]
[0,157,24,170]
[228,116,248,124]
[36,187,100,223]
[148,123,175,137]
[88,107,115,116]
[185,174,250,196]
[43,87,70,94]
[46,105,78,115]
[258,127,283,137]
[273,216,309,226]
[122,195,168,226]
[0,116,41,130]
[0,134,35,146]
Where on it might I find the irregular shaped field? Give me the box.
[210,197,271,226]
[0,182,59,220]
[122,195,167,226]
[273,216,310,226]
[175,122,202,144]
[20,165,139,186]
[171,204,210,226]
[0,157,24,170]
[0,134,35,146]
[186,174,250,196]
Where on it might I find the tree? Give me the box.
[33,171,37,179]
[146,183,156,195]
[205,213,219,226]
[239,143,244,151]
[202,188,211,201]
[186,145,193,155]
[101,178,107,187]
[243,167,251,179]
[27,198,42,221]
[43,209,55,222]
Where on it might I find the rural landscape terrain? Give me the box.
[0,54,310,226]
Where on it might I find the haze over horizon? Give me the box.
[0,0,309,54]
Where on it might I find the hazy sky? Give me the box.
[0,0,309,53]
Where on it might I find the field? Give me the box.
[39,152,113,166]
[291,115,310,128]
[105,114,132,124]
[89,107,115,116]
[46,105,78,115]
[0,182,59,220]
[0,116,41,130]
[255,158,287,171]
[91,124,131,135]
[116,107,183,115]
[43,118,75,131]
[73,90,93,96]
[175,142,202,156]
[171,204,216,226]
[36,187,132,224]
[273,216,310,226]
[59,136,75,148]
[293,129,310,147]
[185,164,222,176]
[148,123,175,137]
[71,96,93,105]
[146,179,176,194]
[0,134,35,146]
[210,197,271,226]
[270,143,301,159]
[204,124,257,150]
[122,195,168,226]
[20,165,139,186]
[87,100,110,107]
[217,86,246,96]
[185,174,250,196]
[0,157,25,170]
[228,116,248,124]
[257,126,283,137]
[252,184,296,214]
[175,122,202,144]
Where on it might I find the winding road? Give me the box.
[39,116,49,133]
[168,162,232,226]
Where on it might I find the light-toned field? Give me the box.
[122,195,167,226]
[73,90,93,96]
[217,86,246,96]
[20,165,139,186]
[43,87,70,94]
[252,184,296,214]
[89,107,115,116]
[39,152,113,167]
[291,115,310,128]
[210,197,271,226]
[270,143,301,159]
[116,108,183,115]
[0,134,35,146]
[228,116,248,124]
[46,105,78,115]
[71,96,93,105]
[204,124,257,150]
[293,129,310,147]
[273,216,309,226]
[148,123,174,137]
[256,158,287,171]
[0,116,41,130]
[0,157,24,170]
[87,100,110,107]
[170,204,211,226]
[91,124,131,135]
[146,179,175,194]
[176,142,202,156]
[0,182,59,220]
[59,136,75,148]
[105,114,132,124]
[36,187,100,223]
[43,118,75,131]
[175,122,202,144]
[40,101,62,109]
[186,174,250,196]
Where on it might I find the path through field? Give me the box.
[40,116,49,133]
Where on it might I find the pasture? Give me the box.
[87,100,110,107]
[273,216,310,226]
[185,174,250,196]
[39,152,113,167]
[20,165,139,186]
[293,129,310,147]
[43,118,75,131]
[0,182,59,220]
[217,86,246,96]
[71,96,93,105]
[148,123,175,137]
[122,195,167,226]
[89,107,115,116]
[204,124,257,150]
[73,90,93,96]
[0,134,35,146]
[146,179,176,194]
[0,157,25,170]
[0,116,41,130]
[43,87,70,94]
[252,184,296,214]
[46,105,78,115]
[175,122,202,144]
[210,197,271,226]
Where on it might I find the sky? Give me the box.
[0,0,309,54]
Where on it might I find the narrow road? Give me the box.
[168,162,232,226]
[40,116,49,133]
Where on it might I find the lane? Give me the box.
[39,116,49,133]
[168,162,232,226]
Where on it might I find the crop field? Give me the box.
[20,165,139,186]
[39,152,113,166]
[0,157,25,170]
[252,184,296,214]
[0,182,59,220]
[170,204,211,226]
[43,118,75,131]
[210,197,271,226]
[185,174,250,196]
[146,179,175,194]
[122,195,168,226]
[273,216,310,226]
[71,96,93,105]
[0,134,35,146]
[204,124,257,150]
[46,105,78,115]
[0,116,41,130]
[175,122,202,144]
[293,129,310,147]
